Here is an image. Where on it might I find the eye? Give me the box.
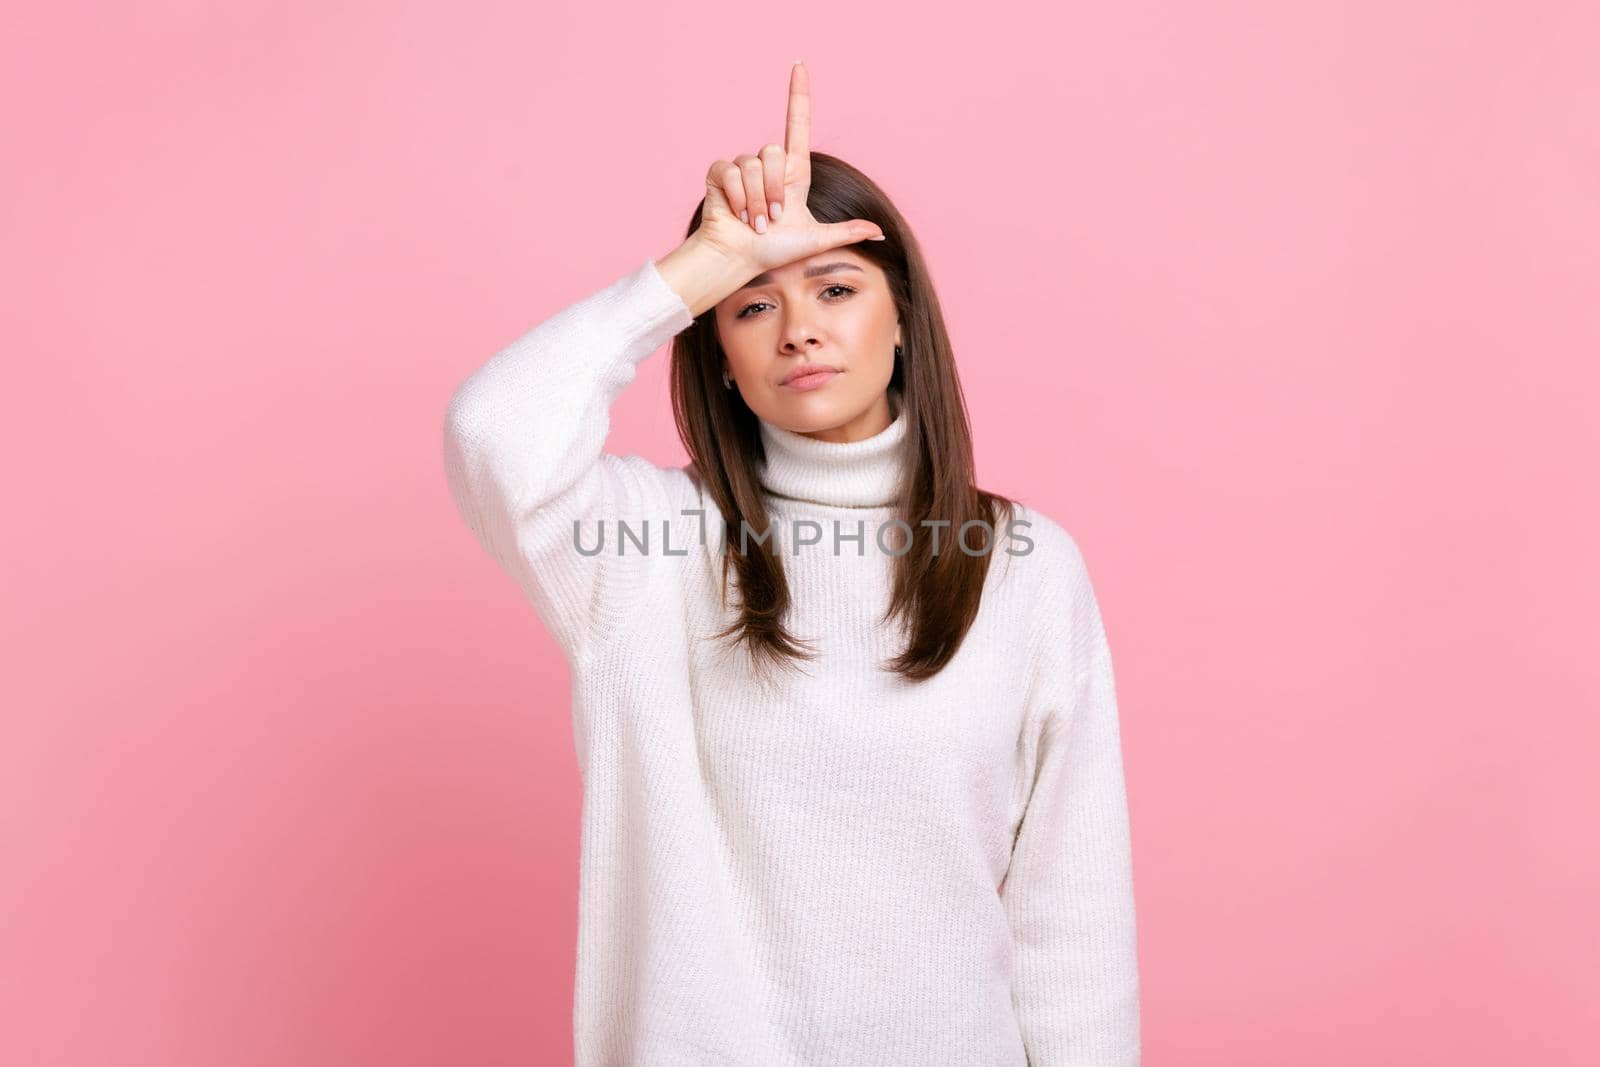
[735,284,858,320]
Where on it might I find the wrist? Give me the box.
[653,236,753,319]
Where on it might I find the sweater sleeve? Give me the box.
[1003,535,1142,1065]
[440,257,696,666]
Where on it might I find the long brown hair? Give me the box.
[669,151,1017,683]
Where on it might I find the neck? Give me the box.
[756,388,909,508]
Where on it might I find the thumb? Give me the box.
[817,219,887,249]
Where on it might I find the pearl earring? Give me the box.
[722,369,733,389]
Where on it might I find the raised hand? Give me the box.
[695,61,885,273]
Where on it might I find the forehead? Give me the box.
[739,252,875,290]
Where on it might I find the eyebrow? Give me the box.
[737,262,865,291]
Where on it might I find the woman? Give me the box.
[442,61,1140,1066]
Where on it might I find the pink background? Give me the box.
[4,3,1597,1064]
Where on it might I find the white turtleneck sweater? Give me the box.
[441,257,1141,1065]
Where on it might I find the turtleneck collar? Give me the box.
[756,388,909,508]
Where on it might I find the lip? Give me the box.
[780,365,842,391]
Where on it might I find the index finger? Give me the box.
[784,60,810,186]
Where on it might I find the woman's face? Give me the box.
[713,249,902,444]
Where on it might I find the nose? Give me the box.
[780,323,820,353]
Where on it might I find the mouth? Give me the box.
[780,365,842,390]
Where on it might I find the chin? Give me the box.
[767,403,845,434]
[772,389,871,428]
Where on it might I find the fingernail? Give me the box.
[770,201,782,221]
[755,214,767,233]
[740,209,748,223]
[868,233,886,241]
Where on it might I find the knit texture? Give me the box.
[441,257,1141,1065]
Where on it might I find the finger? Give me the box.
[784,60,811,190]
[703,171,734,220]
[736,153,768,233]
[711,160,748,224]
[818,219,886,251]
[758,144,785,221]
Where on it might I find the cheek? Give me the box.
[852,302,900,353]
[856,296,899,335]
[722,341,770,378]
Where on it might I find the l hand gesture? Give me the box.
[696,61,885,272]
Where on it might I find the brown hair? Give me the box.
[669,151,1017,683]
